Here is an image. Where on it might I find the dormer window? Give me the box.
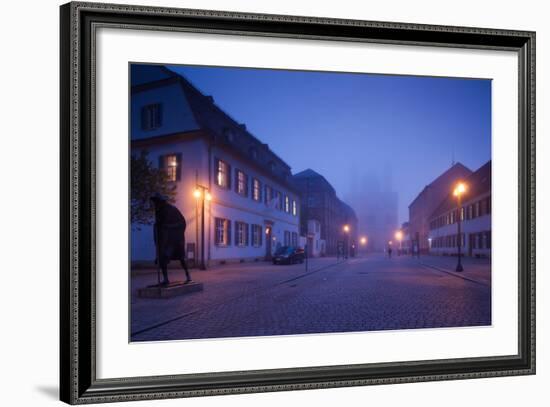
[249,147,258,160]
[268,161,276,173]
[223,128,235,143]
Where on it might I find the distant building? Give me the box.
[428,161,491,258]
[346,169,398,252]
[130,64,300,265]
[408,163,472,254]
[292,169,358,255]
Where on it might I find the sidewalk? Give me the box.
[130,256,344,336]
[414,255,491,286]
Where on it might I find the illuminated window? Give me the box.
[284,195,290,213]
[159,153,180,182]
[252,178,261,201]
[215,218,230,246]
[141,103,162,130]
[165,155,178,182]
[236,170,248,196]
[292,200,297,216]
[216,159,230,188]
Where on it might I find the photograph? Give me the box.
[129,63,492,342]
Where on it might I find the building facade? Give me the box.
[428,161,492,258]
[130,64,301,265]
[408,162,472,254]
[292,169,358,255]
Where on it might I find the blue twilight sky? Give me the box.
[169,65,491,224]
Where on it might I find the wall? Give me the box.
[0,0,547,406]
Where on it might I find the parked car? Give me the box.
[272,246,305,265]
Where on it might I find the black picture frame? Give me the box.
[60,2,536,404]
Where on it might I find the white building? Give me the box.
[428,161,491,258]
[131,64,301,266]
[306,219,326,257]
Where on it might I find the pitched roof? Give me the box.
[429,160,491,219]
[408,162,472,208]
[131,64,293,181]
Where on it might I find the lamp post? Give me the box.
[343,224,350,259]
[395,230,403,255]
[194,185,211,270]
[453,182,467,272]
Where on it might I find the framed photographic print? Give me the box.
[60,1,536,404]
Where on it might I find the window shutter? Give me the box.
[245,174,249,197]
[141,107,147,130]
[155,103,163,127]
[175,153,182,181]
[258,180,262,202]
[235,222,240,245]
[214,219,219,245]
[226,163,232,189]
[227,220,231,245]
[259,226,263,246]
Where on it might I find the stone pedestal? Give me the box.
[137,281,203,299]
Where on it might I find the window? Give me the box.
[215,159,230,189]
[252,224,262,247]
[291,232,298,247]
[486,197,492,214]
[284,195,290,213]
[159,153,181,182]
[249,147,258,160]
[292,200,297,216]
[235,222,249,247]
[475,201,480,217]
[223,127,235,143]
[252,178,261,202]
[141,103,162,130]
[215,218,231,246]
[274,190,282,210]
[486,231,492,249]
[284,231,291,246]
[264,185,272,205]
[236,170,248,196]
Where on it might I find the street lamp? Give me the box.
[343,224,350,259]
[453,182,467,272]
[194,185,210,270]
[360,236,367,245]
[395,230,403,255]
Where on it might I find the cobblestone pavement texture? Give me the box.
[130,254,491,342]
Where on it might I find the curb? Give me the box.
[418,262,490,287]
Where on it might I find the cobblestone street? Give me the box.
[130,254,491,342]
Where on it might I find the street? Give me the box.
[130,254,491,342]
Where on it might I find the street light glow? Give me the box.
[453,182,467,197]
[343,224,350,233]
[360,236,367,245]
[205,192,212,201]
[193,189,201,199]
[395,230,403,241]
